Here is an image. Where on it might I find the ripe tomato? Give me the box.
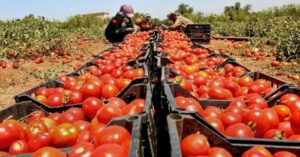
[278,121,294,137]
[91,144,128,157]
[263,108,279,129]
[0,151,9,156]
[96,103,123,124]
[279,94,300,106]
[41,117,57,129]
[208,87,233,100]
[116,79,131,90]
[8,140,27,154]
[248,96,268,109]
[203,106,222,118]
[80,83,101,98]
[28,110,46,123]
[289,134,300,140]
[225,123,254,138]
[288,100,300,113]
[176,97,203,116]
[47,93,63,107]
[82,97,103,119]
[67,108,85,121]
[26,120,48,140]
[209,147,232,157]
[205,117,225,133]
[57,112,78,124]
[263,129,287,139]
[243,110,270,137]
[220,112,242,127]
[69,91,83,104]
[69,142,94,157]
[76,131,91,144]
[36,87,49,97]
[272,105,292,122]
[107,97,127,109]
[90,123,106,139]
[101,84,119,98]
[273,151,297,157]
[48,112,61,121]
[246,146,272,157]
[51,123,78,147]
[32,147,66,157]
[180,133,210,156]
[73,120,92,133]
[290,110,300,134]
[27,132,51,152]
[94,125,131,149]
[237,76,254,87]
[2,119,25,140]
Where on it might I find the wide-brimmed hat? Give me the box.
[120,4,134,17]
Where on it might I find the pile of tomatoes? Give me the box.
[0,101,137,156]
[180,133,297,157]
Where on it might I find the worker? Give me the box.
[167,12,193,32]
[105,4,135,43]
[135,15,152,31]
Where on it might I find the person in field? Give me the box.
[105,4,135,43]
[167,12,193,32]
[135,15,152,32]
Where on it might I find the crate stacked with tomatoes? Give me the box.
[156,30,300,156]
[0,31,157,157]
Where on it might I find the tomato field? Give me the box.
[0,2,300,157]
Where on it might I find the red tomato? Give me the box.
[245,146,272,157]
[248,96,268,109]
[209,147,232,157]
[27,132,52,152]
[25,120,48,140]
[48,112,61,121]
[290,110,300,134]
[32,147,66,157]
[243,110,270,137]
[90,123,106,139]
[116,79,131,89]
[41,117,57,129]
[278,121,294,137]
[36,87,49,97]
[76,131,91,144]
[28,110,46,123]
[273,151,297,157]
[180,133,210,156]
[94,125,131,149]
[263,129,287,139]
[57,112,78,124]
[101,84,119,98]
[47,93,63,107]
[96,103,123,124]
[69,91,83,104]
[73,120,92,133]
[288,100,300,113]
[208,87,233,100]
[205,117,225,133]
[81,83,101,98]
[2,119,25,140]
[82,97,103,119]
[69,142,94,157]
[0,151,9,156]
[280,94,300,106]
[107,97,127,109]
[220,112,242,127]
[51,123,78,147]
[237,76,254,87]
[263,108,279,129]
[91,144,128,157]
[8,140,27,154]
[273,105,292,122]
[289,134,300,140]
[67,108,85,121]
[225,123,255,138]
[203,106,222,118]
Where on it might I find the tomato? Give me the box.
[82,97,103,119]
[51,123,78,147]
[208,87,233,100]
[111,69,124,78]
[290,110,300,134]
[246,146,272,157]
[47,93,63,107]
[26,120,48,140]
[288,100,300,113]
[225,123,254,138]
[203,106,222,118]
[176,97,203,116]
[116,79,131,89]
[180,133,210,156]
[101,84,119,98]
[263,108,279,129]
[69,91,83,104]
[289,134,300,140]
[81,83,101,98]
[263,129,287,139]
[94,125,131,149]
[242,150,265,157]
[279,94,300,106]
[205,117,225,133]
[58,112,78,124]
[69,142,94,157]
[278,121,294,137]
[2,119,25,140]
[32,147,66,157]
[28,110,46,123]
[223,80,238,94]
[272,105,292,122]
[73,120,92,133]
[96,103,123,124]
[67,108,85,121]
[90,123,106,139]
[209,147,232,157]
[91,144,128,157]
[48,112,61,121]
[76,131,91,144]
[196,85,209,96]
[273,151,297,157]
[41,117,57,129]
[243,110,270,137]
[0,151,9,156]
[237,76,254,87]
[36,95,48,104]
[27,132,51,152]
[220,112,242,127]
[107,97,127,109]
[8,140,27,154]
[193,76,207,87]
[36,87,49,97]
[247,96,267,109]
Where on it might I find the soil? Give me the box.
[0,38,110,108]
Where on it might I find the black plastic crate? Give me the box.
[0,101,48,123]
[167,113,300,156]
[7,115,146,157]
